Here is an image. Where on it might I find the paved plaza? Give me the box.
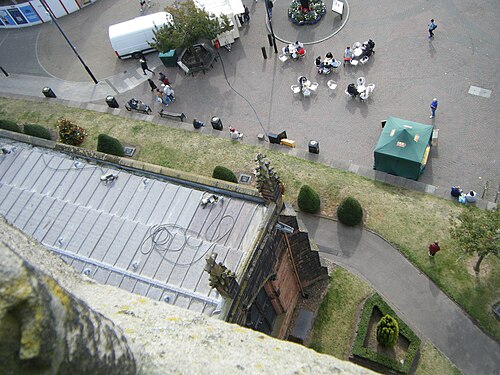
[0,0,498,200]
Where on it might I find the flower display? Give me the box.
[288,0,326,25]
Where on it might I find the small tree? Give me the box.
[97,134,124,157]
[212,166,237,183]
[297,185,320,213]
[150,0,231,57]
[57,118,87,146]
[450,207,499,273]
[376,314,399,348]
[337,196,363,226]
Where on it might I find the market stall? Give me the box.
[374,117,434,180]
[194,0,244,49]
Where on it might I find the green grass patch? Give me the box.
[310,267,373,359]
[415,342,462,375]
[0,97,498,341]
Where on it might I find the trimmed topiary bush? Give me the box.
[0,119,22,133]
[376,314,399,348]
[212,166,237,183]
[297,185,320,213]
[23,124,52,140]
[57,118,87,145]
[337,196,363,226]
[97,134,124,157]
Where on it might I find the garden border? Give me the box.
[351,293,421,374]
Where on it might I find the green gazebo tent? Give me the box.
[374,117,434,180]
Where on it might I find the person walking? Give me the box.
[243,5,250,23]
[344,46,352,67]
[428,240,441,257]
[158,72,170,85]
[430,98,438,118]
[266,0,273,19]
[428,19,437,38]
[140,57,154,75]
[147,78,157,92]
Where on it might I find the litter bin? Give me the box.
[268,132,281,144]
[308,140,320,154]
[105,95,119,108]
[42,87,56,98]
[211,116,223,131]
[159,49,180,68]
[277,130,288,141]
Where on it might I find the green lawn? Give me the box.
[0,97,498,342]
[310,267,462,374]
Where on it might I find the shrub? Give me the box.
[0,119,21,133]
[212,166,237,183]
[337,196,363,226]
[376,314,399,348]
[23,124,52,140]
[97,134,124,157]
[57,118,87,145]
[297,185,320,213]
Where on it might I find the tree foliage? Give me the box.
[450,207,499,273]
[376,314,399,348]
[150,0,231,53]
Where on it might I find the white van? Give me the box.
[108,12,172,59]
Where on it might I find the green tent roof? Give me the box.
[374,117,433,180]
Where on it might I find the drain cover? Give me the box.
[468,86,491,98]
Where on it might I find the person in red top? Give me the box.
[428,240,441,257]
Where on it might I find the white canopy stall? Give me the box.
[194,0,244,49]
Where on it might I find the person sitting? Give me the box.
[193,119,205,129]
[450,186,463,198]
[323,52,334,65]
[229,126,243,139]
[465,190,477,203]
[344,46,352,66]
[347,83,358,96]
[315,56,322,67]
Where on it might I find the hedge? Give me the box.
[212,166,237,183]
[97,134,124,157]
[297,185,320,213]
[0,119,22,133]
[23,124,52,140]
[352,294,421,374]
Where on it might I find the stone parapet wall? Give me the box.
[0,217,375,375]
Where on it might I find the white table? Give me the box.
[353,47,363,57]
[357,85,366,94]
[331,0,344,19]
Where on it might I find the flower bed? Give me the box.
[288,0,326,25]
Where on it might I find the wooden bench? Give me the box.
[158,109,186,122]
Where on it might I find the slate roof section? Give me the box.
[0,142,267,316]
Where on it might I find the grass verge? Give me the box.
[0,97,498,341]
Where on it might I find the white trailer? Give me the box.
[108,12,172,59]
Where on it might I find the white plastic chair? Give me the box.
[350,59,359,66]
[327,80,337,90]
[360,91,370,101]
[345,89,355,98]
[279,54,289,62]
[291,85,301,94]
[309,82,319,91]
[357,77,366,86]
[360,56,369,64]
[353,42,362,49]
[366,84,375,93]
